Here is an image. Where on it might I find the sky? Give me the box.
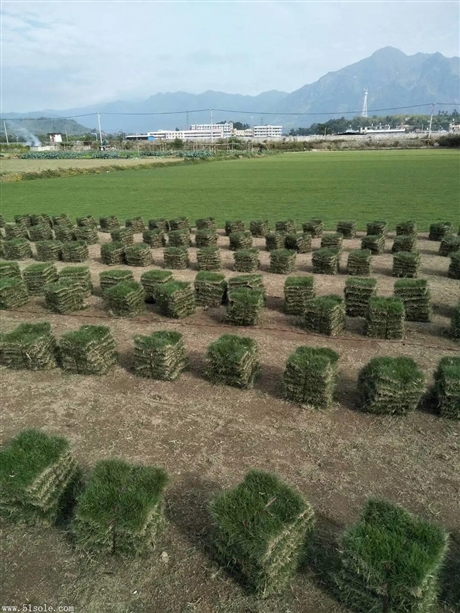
[2,0,459,112]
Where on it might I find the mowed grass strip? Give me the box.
[2,150,459,230]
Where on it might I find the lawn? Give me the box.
[1,149,459,230]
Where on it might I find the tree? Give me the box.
[172,137,184,150]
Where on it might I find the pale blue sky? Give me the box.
[2,0,459,112]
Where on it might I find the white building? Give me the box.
[126,122,234,141]
[190,123,233,137]
[252,125,283,138]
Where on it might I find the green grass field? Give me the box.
[2,150,459,230]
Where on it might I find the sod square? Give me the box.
[110,227,134,247]
[434,356,460,419]
[0,261,22,280]
[225,220,245,236]
[249,220,270,237]
[361,234,385,255]
[439,235,460,256]
[0,322,56,370]
[0,214,4,227]
[312,248,341,275]
[100,269,134,295]
[450,303,460,341]
[133,330,187,380]
[59,325,117,374]
[14,214,31,227]
[3,239,33,260]
[72,459,168,556]
[358,357,425,414]
[54,226,74,242]
[52,214,72,227]
[59,266,93,297]
[76,215,97,228]
[448,253,460,279]
[28,223,53,242]
[23,263,59,296]
[275,220,296,234]
[284,275,315,315]
[283,346,339,407]
[396,220,417,236]
[336,221,357,239]
[99,216,120,233]
[0,429,80,526]
[195,272,227,307]
[229,231,253,251]
[35,240,63,262]
[265,231,287,251]
[226,288,265,326]
[45,280,85,314]
[156,281,196,318]
[211,470,315,597]
[321,232,343,249]
[366,220,388,236]
[365,296,405,339]
[347,249,372,276]
[394,279,432,322]
[140,269,173,302]
[393,251,421,278]
[124,243,153,267]
[429,222,453,241]
[5,223,28,240]
[163,247,189,269]
[0,278,29,309]
[206,334,259,388]
[233,248,260,273]
[303,295,345,336]
[169,216,190,231]
[344,277,377,317]
[100,241,126,265]
[392,235,417,253]
[142,229,166,248]
[169,229,192,247]
[61,241,88,263]
[125,216,145,232]
[269,249,296,274]
[148,218,169,232]
[30,214,51,227]
[195,229,218,248]
[302,219,323,237]
[284,233,312,253]
[195,217,216,230]
[228,274,265,296]
[105,281,146,317]
[73,226,99,245]
[197,247,222,271]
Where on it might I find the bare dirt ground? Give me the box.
[1,231,459,613]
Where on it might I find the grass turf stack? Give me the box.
[156,281,196,319]
[357,356,425,414]
[275,220,296,234]
[163,247,189,269]
[233,248,260,272]
[100,269,134,295]
[28,223,53,242]
[283,346,339,407]
[125,216,145,233]
[99,216,120,233]
[73,226,99,245]
[35,240,63,262]
[429,221,453,241]
[334,498,447,612]
[59,266,93,297]
[0,323,56,370]
[133,330,187,380]
[321,232,343,250]
[336,221,357,239]
[0,429,80,526]
[226,288,264,326]
[0,214,4,227]
[140,270,173,302]
[269,249,296,274]
[210,470,315,597]
[195,229,218,248]
[312,248,341,275]
[148,218,169,233]
[5,223,28,240]
[229,231,253,251]
[284,275,315,315]
[347,249,372,276]
[44,280,85,314]
[284,232,312,253]
[58,325,117,375]
[76,215,97,228]
[110,227,134,247]
[366,220,388,236]
[392,251,421,278]
[448,252,460,279]
[0,261,22,280]
[250,220,270,237]
[72,459,168,557]
[361,234,385,255]
[265,231,287,251]
[61,241,88,263]
[23,263,58,295]
[344,277,377,317]
[14,214,31,227]
[124,243,153,267]
[52,214,72,228]
[194,272,227,307]
[169,216,190,232]
[451,304,460,341]
[195,217,217,231]
[3,239,33,260]
[394,278,432,322]
[169,229,192,247]
[434,356,460,419]
[228,274,265,295]
[365,297,405,339]
[0,278,29,309]
[396,220,417,236]
[392,235,417,253]
[302,219,323,237]
[142,229,166,248]
[303,295,345,336]
[439,235,460,256]
[197,247,222,271]
[54,225,74,242]
[225,220,245,236]
[105,281,145,317]
[206,334,259,388]
[100,241,125,266]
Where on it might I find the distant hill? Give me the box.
[3,117,90,144]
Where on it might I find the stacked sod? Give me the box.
[344,277,377,317]
[169,216,190,231]
[0,429,80,526]
[163,247,189,269]
[133,330,187,380]
[100,269,134,295]
[283,346,339,407]
[0,278,29,309]
[195,229,218,248]
[101,241,125,265]
[169,229,192,247]
[394,278,432,322]
[197,247,222,271]
[429,221,453,241]
[124,243,153,267]
[99,216,120,233]
[110,227,134,247]
[334,498,447,612]
[211,470,315,597]
[59,266,93,297]
[226,288,265,326]
[321,232,343,250]
[451,304,460,340]
[28,223,53,242]
[52,214,72,228]
[229,231,253,251]
[77,215,97,228]
[148,218,169,233]
[59,325,117,375]
[0,261,21,280]
[284,232,312,253]
[393,251,421,278]
[265,231,287,251]
[392,235,417,253]
[61,241,88,263]
[23,263,58,295]
[361,234,385,255]
[72,459,168,556]
[34,214,53,227]
[448,253,460,279]
[228,274,265,295]
[45,280,85,314]
[365,297,405,339]
[195,272,227,307]
[142,229,166,248]
[5,223,28,239]
[125,217,145,232]
[336,221,357,239]
[396,220,417,236]
[225,220,245,236]
[233,248,260,273]
[250,220,270,237]
[14,214,31,227]
[156,281,196,318]
[0,323,56,370]
[303,295,345,336]
[3,239,33,260]
[366,220,388,236]
[206,334,259,388]
[312,248,341,274]
[439,235,460,256]
[269,249,296,274]
[140,269,173,302]
[347,250,372,276]
[284,275,315,315]
[73,226,99,245]
[195,217,216,230]
[54,226,74,242]
[434,356,460,419]
[0,214,4,227]
[105,281,145,317]
[358,357,425,414]
[302,219,323,237]
[35,240,63,262]
[275,220,296,233]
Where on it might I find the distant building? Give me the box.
[126,122,233,141]
[252,125,283,138]
[449,123,460,133]
[48,133,63,143]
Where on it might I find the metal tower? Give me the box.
[362,89,368,118]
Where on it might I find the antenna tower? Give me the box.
[362,89,368,118]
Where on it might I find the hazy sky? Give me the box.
[3,1,459,112]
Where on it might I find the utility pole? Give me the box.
[3,120,9,145]
[428,103,436,138]
[210,109,213,147]
[362,89,368,118]
[97,113,103,146]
